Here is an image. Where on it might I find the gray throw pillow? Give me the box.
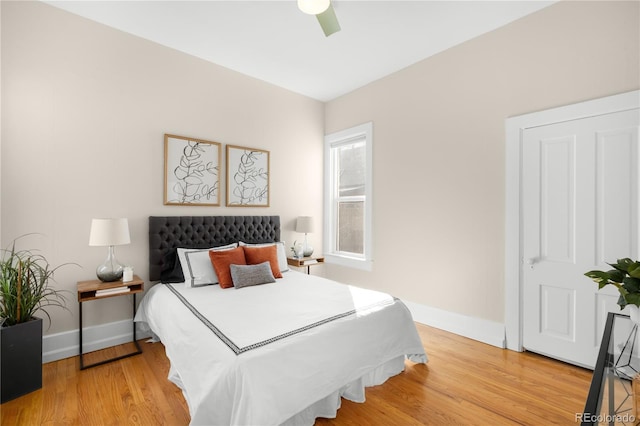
[230,261,276,289]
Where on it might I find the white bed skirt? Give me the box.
[280,355,409,426]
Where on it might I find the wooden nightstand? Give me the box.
[77,275,144,370]
[287,256,325,275]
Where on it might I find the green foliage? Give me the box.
[0,237,71,328]
[585,258,640,309]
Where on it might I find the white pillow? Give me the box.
[239,241,289,273]
[177,243,237,287]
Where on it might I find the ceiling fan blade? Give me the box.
[316,3,340,37]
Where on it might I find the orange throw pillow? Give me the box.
[209,246,247,288]
[243,245,282,278]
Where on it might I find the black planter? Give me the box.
[1,317,43,403]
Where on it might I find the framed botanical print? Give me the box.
[226,145,270,207]
[164,134,221,206]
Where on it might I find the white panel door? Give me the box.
[522,109,639,368]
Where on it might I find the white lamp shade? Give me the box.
[298,0,330,15]
[296,216,314,233]
[89,218,131,246]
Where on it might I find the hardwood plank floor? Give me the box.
[0,324,592,425]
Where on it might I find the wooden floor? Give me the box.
[1,323,592,425]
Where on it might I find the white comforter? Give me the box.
[135,271,427,425]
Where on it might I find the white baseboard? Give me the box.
[404,300,506,349]
[42,320,150,364]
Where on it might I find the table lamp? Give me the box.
[89,218,130,282]
[296,216,314,257]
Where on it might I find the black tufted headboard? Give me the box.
[148,216,281,281]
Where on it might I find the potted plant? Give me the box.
[585,258,640,321]
[0,237,70,403]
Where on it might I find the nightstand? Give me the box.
[77,275,144,370]
[287,256,325,275]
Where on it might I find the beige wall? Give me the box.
[1,1,324,334]
[324,1,640,323]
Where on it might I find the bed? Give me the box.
[136,216,427,425]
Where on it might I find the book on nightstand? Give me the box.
[95,287,131,297]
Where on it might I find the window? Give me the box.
[324,122,373,271]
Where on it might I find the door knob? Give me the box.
[525,257,538,270]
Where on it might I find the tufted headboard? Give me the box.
[148,216,281,281]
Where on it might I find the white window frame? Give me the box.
[324,122,373,271]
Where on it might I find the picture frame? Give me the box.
[226,145,270,207]
[164,134,221,206]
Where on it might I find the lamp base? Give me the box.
[96,245,124,282]
[96,267,123,282]
[303,234,313,257]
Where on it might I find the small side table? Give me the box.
[77,275,144,370]
[287,256,325,275]
[582,312,639,425]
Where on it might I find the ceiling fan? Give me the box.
[298,0,341,37]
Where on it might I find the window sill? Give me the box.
[324,254,373,272]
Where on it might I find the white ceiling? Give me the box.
[45,1,556,102]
